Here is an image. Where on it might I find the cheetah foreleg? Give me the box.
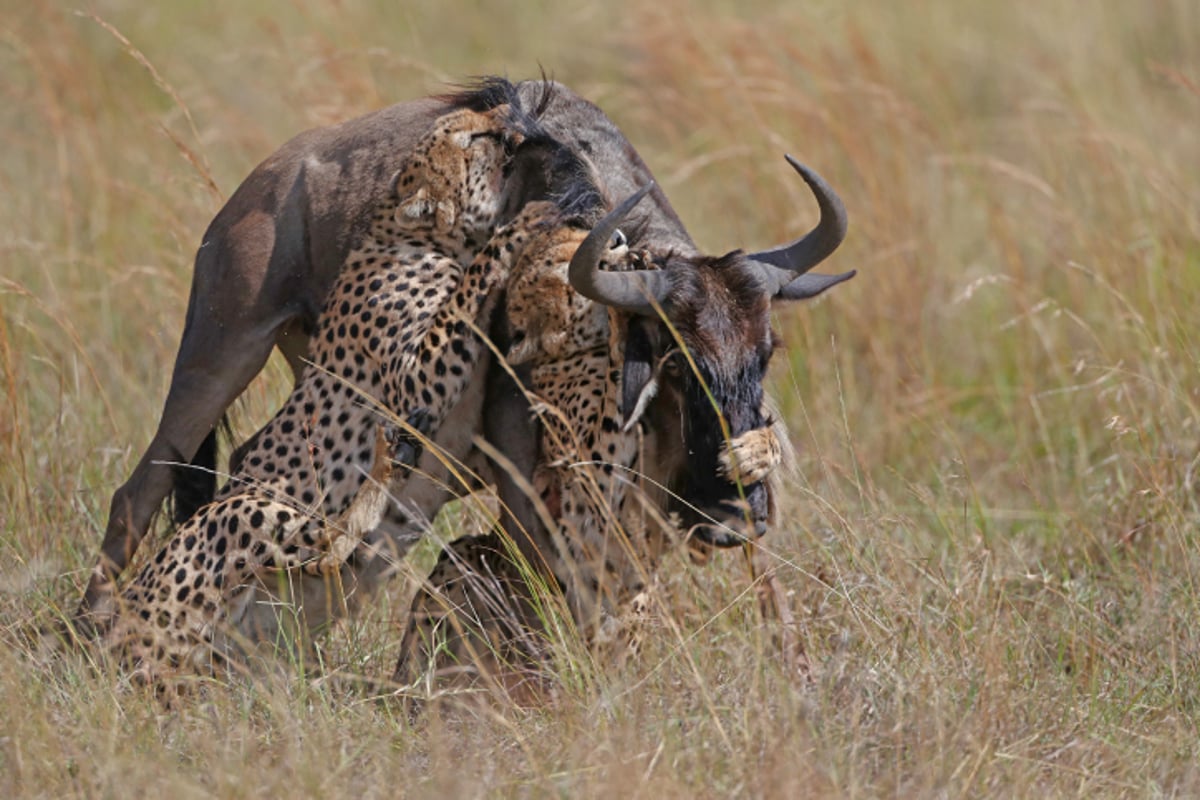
[312,410,432,575]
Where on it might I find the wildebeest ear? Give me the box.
[621,319,658,431]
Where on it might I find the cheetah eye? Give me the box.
[469,132,503,150]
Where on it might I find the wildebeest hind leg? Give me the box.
[74,323,283,638]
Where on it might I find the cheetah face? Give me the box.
[393,107,520,240]
[503,224,610,365]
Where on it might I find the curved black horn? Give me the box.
[567,183,671,314]
[749,156,849,296]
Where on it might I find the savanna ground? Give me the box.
[2,0,1198,796]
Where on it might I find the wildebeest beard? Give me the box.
[676,360,773,545]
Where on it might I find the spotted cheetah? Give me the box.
[101,106,539,679]
[393,215,789,698]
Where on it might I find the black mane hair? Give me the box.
[548,148,605,221]
[441,76,523,112]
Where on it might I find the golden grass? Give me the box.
[2,0,1198,795]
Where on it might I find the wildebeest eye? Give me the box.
[609,229,627,249]
[758,349,772,374]
[662,349,685,377]
[757,335,776,373]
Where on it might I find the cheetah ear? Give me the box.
[620,320,658,432]
[506,332,539,366]
[451,130,473,149]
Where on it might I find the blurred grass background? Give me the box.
[1,0,1198,795]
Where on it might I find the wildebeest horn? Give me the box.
[750,155,853,298]
[568,183,671,314]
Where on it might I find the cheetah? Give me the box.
[393,212,790,698]
[101,106,539,679]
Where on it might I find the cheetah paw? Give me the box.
[718,427,783,485]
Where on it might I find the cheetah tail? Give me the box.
[167,412,232,527]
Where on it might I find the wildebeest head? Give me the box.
[568,158,854,547]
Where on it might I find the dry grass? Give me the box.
[2,0,1198,795]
